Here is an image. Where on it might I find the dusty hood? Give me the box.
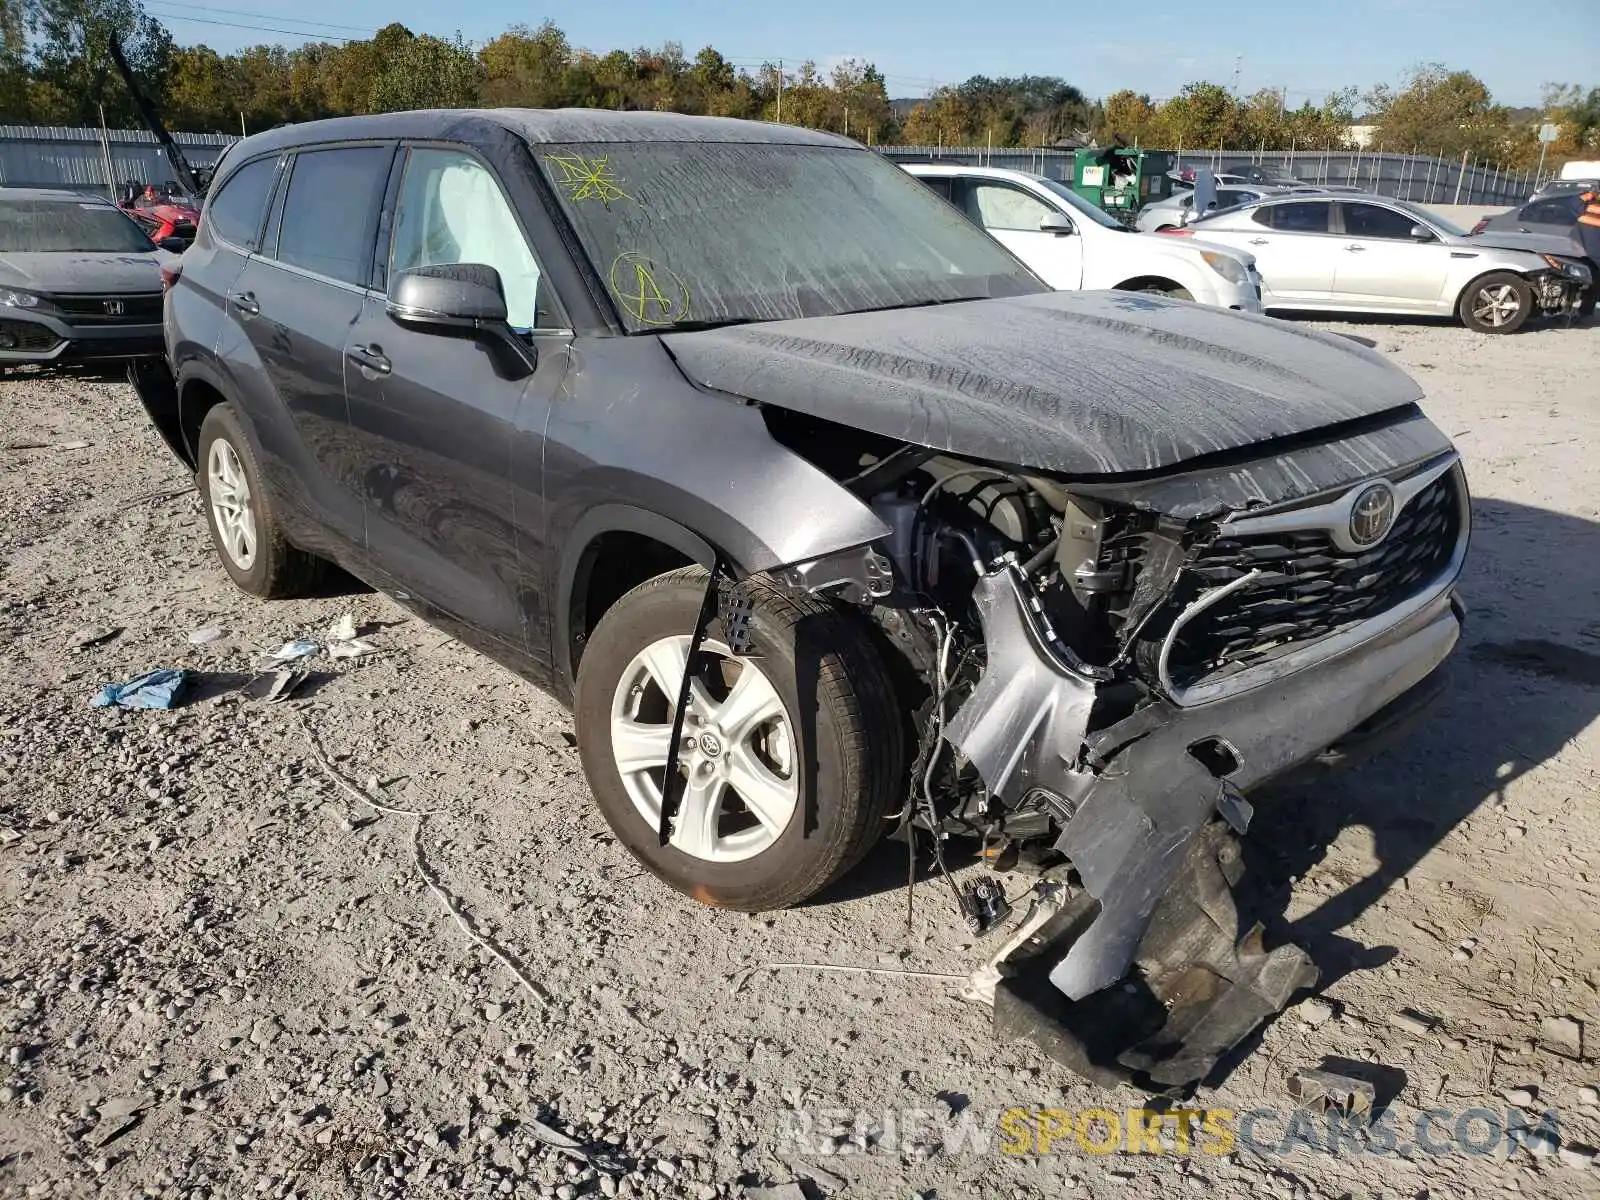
[663,290,1424,474]
[0,251,166,294]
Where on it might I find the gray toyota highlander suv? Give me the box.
[131,109,1469,1088]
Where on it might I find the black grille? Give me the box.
[1165,472,1461,683]
[51,293,163,324]
[0,319,62,352]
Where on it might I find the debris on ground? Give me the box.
[187,625,224,645]
[1540,1014,1585,1060]
[266,638,319,662]
[88,667,189,710]
[67,625,122,651]
[1285,1067,1377,1125]
[1295,996,1337,1028]
[1388,1007,1440,1036]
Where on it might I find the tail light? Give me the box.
[1159,228,1195,236]
[160,262,182,292]
[1469,219,1488,235]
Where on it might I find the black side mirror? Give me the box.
[157,237,188,253]
[387,264,536,378]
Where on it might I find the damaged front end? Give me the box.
[774,410,1470,1090]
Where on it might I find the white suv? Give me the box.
[903,163,1264,312]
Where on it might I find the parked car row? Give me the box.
[1172,192,1596,332]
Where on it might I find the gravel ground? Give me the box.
[2,316,1599,1200]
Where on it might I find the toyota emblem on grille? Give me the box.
[103,299,125,316]
[1348,482,1396,547]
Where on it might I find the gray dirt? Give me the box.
[2,314,1598,1199]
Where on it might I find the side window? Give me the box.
[274,146,391,286]
[968,183,1055,232]
[1265,202,1331,233]
[917,176,955,203]
[205,157,277,250]
[1343,203,1422,239]
[388,147,559,331]
[1522,197,1579,224]
[1216,189,1250,209]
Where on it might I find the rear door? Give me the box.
[1222,200,1342,304]
[1332,201,1452,309]
[220,143,394,557]
[170,153,279,374]
[342,143,573,657]
[959,178,1084,289]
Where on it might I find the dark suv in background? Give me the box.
[132,109,1468,1087]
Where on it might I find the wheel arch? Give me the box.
[556,504,717,694]
[1112,274,1192,296]
[175,360,238,466]
[1454,267,1536,331]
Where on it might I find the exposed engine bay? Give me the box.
[760,409,1469,1090]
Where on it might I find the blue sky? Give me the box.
[142,0,1598,108]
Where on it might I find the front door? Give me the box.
[343,144,572,658]
[219,143,394,555]
[1332,202,1453,309]
[961,179,1084,289]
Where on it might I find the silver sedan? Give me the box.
[1178,193,1593,332]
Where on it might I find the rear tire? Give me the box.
[196,403,326,599]
[1458,271,1533,334]
[574,567,903,911]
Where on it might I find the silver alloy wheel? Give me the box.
[609,635,798,863]
[207,437,257,570]
[1472,283,1523,328]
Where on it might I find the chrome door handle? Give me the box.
[1345,244,1366,252]
[1248,238,1269,245]
[228,291,259,315]
[346,344,391,376]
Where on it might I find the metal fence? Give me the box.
[880,145,1535,208]
[0,125,239,194]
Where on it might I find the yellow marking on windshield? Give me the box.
[547,153,634,205]
[609,252,690,325]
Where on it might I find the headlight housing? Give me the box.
[1199,250,1248,286]
[0,289,42,309]
[1541,254,1593,283]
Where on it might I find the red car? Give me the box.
[118,184,200,246]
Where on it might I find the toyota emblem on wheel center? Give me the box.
[1348,481,1397,547]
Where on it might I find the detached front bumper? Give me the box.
[0,311,164,364]
[948,559,1463,1087]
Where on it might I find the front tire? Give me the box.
[196,403,325,598]
[1458,271,1533,334]
[574,567,903,911]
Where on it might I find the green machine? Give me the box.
[1068,147,1178,219]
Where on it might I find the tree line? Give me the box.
[1,0,1595,171]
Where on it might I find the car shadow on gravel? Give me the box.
[1221,497,1600,1051]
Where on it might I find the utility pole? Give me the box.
[776,60,783,122]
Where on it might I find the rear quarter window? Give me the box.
[206,157,278,250]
